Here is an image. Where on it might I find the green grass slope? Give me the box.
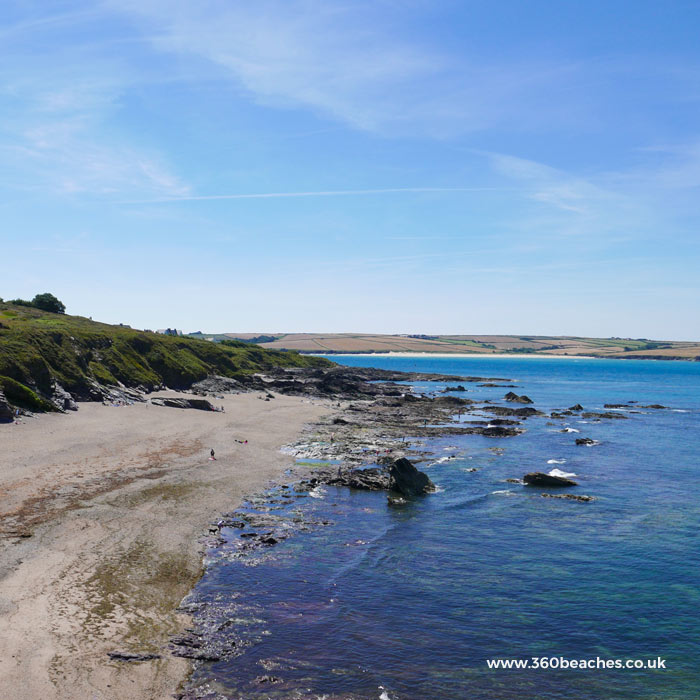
[0,302,332,408]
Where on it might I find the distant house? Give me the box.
[156,328,183,336]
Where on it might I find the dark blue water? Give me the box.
[188,356,700,699]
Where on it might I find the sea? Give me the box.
[184,355,700,700]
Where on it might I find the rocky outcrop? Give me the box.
[389,457,436,496]
[51,383,78,411]
[483,405,543,417]
[150,397,218,411]
[523,472,578,487]
[191,375,245,395]
[568,404,584,411]
[482,426,522,437]
[581,412,628,420]
[0,391,14,422]
[504,392,533,404]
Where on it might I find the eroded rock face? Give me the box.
[523,472,578,487]
[0,391,14,422]
[389,457,435,496]
[52,383,78,411]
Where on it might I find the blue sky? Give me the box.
[2,1,699,339]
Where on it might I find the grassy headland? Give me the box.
[0,301,332,411]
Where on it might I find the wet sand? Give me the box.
[0,391,329,699]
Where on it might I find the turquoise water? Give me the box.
[188,356,700,699]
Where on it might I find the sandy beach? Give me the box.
[0,391,329,700]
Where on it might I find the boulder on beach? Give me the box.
[523,472,578,487]
[191,375,244,395]
[150,397,218,411]
[389,457,436,497]
[504,392,533,404]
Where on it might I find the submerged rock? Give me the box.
[568,403,584,411]
[542,493,595,502]
[575,437,598,446]
[387,494,408,506]
[389,457,436,496]
[523,472,578,487]
[482,426,522,437]
[581,411,628,420]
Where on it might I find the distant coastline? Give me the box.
[302,350,699,361]
[188,332,700,362]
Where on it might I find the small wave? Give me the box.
[548,468,577,478]
[547,459,567,464]
[672,409,688,413]
[430,456,454,465]
[561,427,580,433]
[309,486,327,499]
[492,489,516,496]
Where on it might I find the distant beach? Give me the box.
[310,352,598,359]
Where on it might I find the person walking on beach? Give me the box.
[210,449,216,460]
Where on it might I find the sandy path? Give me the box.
[0,391,329,699]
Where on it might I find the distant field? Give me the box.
[185,332,700,360]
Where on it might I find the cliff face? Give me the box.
[0,303,332,412]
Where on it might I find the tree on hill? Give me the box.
[31,293,66,314]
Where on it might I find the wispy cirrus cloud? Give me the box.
[0,4,189,198]
[105,0,585,137]
[120,186,511,204]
